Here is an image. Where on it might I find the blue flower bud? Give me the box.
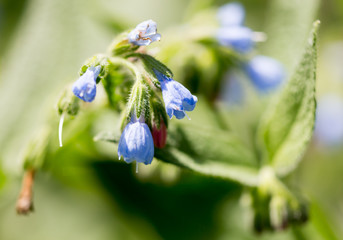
[244,55,285,91]
[217,26,254,53]
[153,70,198,120]
[217,2,245,27]
[118,116,154,165]
[128,20,161,46]
[72,66,101,102]
[315,95,343,146]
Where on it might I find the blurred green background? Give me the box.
[0,0,343,239]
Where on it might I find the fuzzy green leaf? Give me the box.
[257,21,320,176]
[155,122,259,186]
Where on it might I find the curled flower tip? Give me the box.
[72,66,101,102]
[118,116,154,166]
[153,69,197,120]
[128,19,161,46]
[244,55,286,92]
[217,26,254,53]
[217,2,245,27]
[58,113,65,147]
[16,170,35,215]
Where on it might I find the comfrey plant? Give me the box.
[16,4,321,236]
[65,19,196,170]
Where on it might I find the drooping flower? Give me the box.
[220,71,244,106]
[217,2,245,27]
[244,55,285,91]
[217,26,254,53]
[118,115,154,165]
[153,70,198,120]
[128,20,161,46]
[216,3,266,53]
[315,95,343,146]
[152,119,167,148]
[72,66,101,102]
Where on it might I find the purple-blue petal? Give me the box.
[217,2,245,27]
[153,69,197,119]
[244,55,285,92]
[128,20,160,46]
[72,66,101,102]
[315,95,343,146]
[118,118,154,165]
[217,26,254,53]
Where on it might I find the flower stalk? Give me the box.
[16,169,35,215]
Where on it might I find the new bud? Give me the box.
[152,119,167,148]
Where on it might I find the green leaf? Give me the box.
[93,131,119,143]
[257,21,320,176]
[134,53,173,78]
[155,122,259,186]
[23,126,52,170]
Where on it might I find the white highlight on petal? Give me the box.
[136,162,139,173]
[59,113,65,147]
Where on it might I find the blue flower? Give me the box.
[128,20,161,46]
[217,2,245,27]
[217,26,254,53]
[153,70,198,119]
[315,95,343,146]
[72,66,101,102]
[118,116,154,165]
[220,71,244,106]
[244,55,285,91]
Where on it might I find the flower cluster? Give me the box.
[67,20,197,171]
[217,3,285,93]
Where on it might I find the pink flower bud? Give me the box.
[152,120,167,148]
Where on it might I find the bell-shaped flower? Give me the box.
[153,70,198,120]
[244,55,285,91]
[220,71,244,106]
[118,115,154,165]
[315,95,343,146]
[128,19,161,46]
[217,2,245,27]
[217,26,254,53]
[72,66,101,102]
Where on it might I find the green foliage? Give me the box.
[257,21,320,176]
[102,65,133,110]
[23,126,52,170]
[132,53,173,87]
